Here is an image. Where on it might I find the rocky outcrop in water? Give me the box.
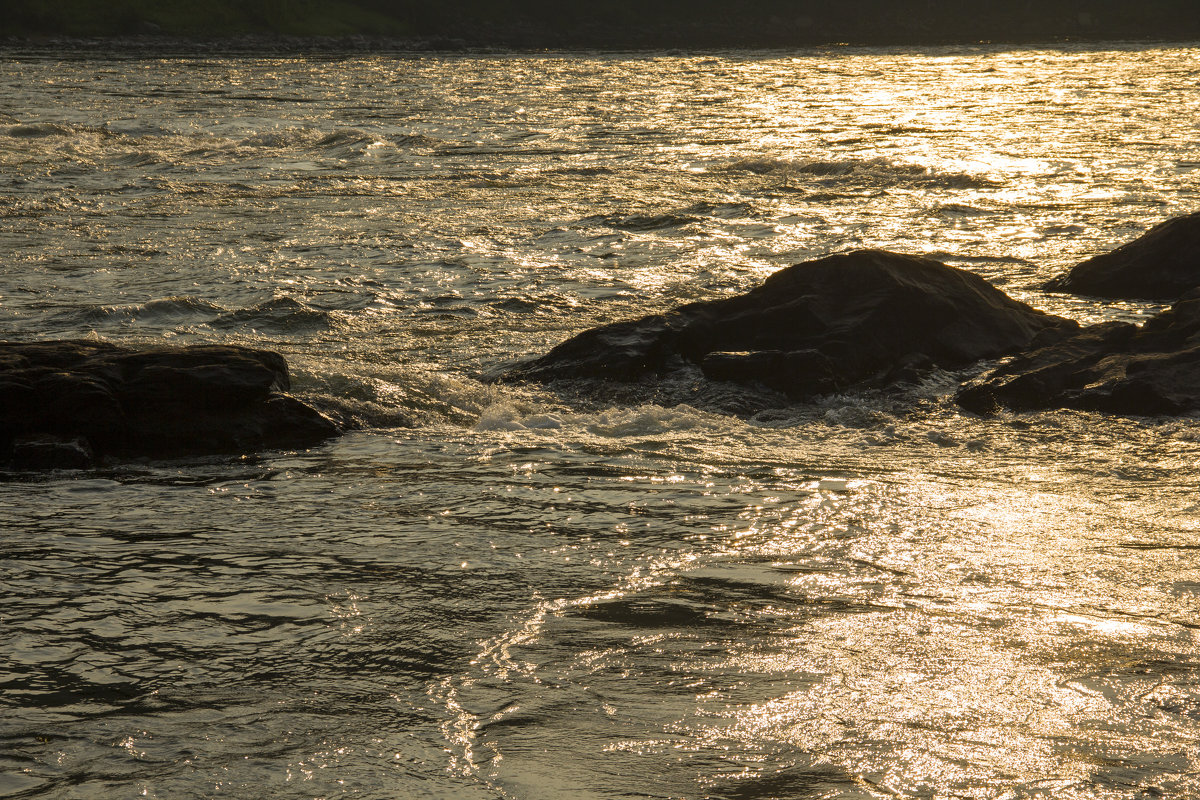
[502,249,1078,400]
[1044,212,1200,301]
[0,340,339,468]
[956,289,1200,416]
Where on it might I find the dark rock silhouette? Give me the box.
[957,289,1200,416]
[502,249,1078,400]
[0,340,338,468]
[1044,212,1200,301]
[9,434,95,470]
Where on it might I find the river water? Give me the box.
[1,44,1199,799]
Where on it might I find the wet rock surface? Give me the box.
[0,340,339,468]
[957,290,1200,416]
[1044,212,1200,301]
[9,434,96,470]
[503,249,1078,400]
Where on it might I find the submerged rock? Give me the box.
[957,289,1200,416]
[502,249,1077,400]
[10,434,95,470]
[0,340,339,467]
[1044,212,1200,301]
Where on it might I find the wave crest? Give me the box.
[212,297,338,333]
[4,123,74,138]
[722,156,998,190]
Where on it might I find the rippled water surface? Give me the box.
[2,45,1199,799]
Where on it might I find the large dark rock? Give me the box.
[0,340,339,467]
[957,289,1200,416]
[1044,212,1200,301]
[502,249,1078,400]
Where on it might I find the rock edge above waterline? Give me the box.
[0,340,339,469]
[1044,212,1200,302]
[501,249,1080,401]
[957,288,1200,416]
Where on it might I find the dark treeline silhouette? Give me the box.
[384,0,1200,47]
[5,0,1200,45]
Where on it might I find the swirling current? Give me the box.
[1,44,1198,799]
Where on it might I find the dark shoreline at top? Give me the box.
[5,0,1200,53]
[4,34,1198,58]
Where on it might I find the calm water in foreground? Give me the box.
[1,44,1199,799]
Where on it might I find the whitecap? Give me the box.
[584,405,719,438]
[474,403,565,432]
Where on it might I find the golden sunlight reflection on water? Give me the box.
[5,46,1200,799]
[689,479,1198,796]
[445,468,1199,798]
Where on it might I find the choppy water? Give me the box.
[1,44,1199,799]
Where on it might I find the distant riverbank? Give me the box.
[5,0,1200,49]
